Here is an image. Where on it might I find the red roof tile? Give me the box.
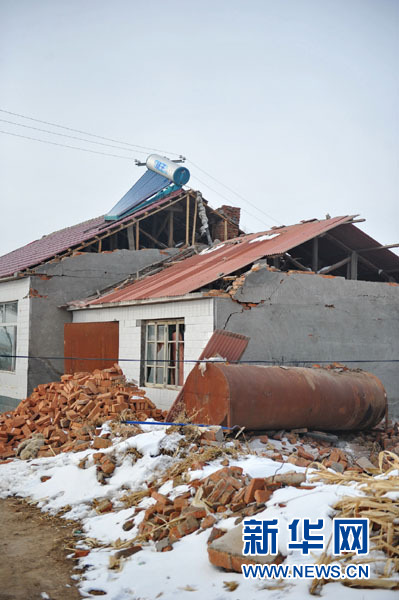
[0,190,183,278]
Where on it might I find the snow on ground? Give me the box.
[0,425,397,600]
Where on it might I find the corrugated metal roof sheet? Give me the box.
[166,329,249,421]
[89,215,356,305]
[198,329,249,362]
[0,189,184,279]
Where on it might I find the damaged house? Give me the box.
[0,176,240,410]
[66,215,399,416]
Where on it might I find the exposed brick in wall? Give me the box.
[213,206,241,241]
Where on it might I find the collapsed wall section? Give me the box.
[214,267,399,417]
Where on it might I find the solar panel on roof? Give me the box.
[105,170,171,221]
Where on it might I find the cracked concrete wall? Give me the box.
[214,268,399,418]
[27,249,178,394]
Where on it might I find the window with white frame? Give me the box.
[144,320,185,387]
[0,301,17,371]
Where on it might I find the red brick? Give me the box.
[254,489,272,504]
[93,437,112,449]
[244,478,266,504]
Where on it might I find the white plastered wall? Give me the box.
[71,297,215,410]
[0,277,30,401]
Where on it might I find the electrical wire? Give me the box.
[189,173,274,230]
[187,158,283,226]
[0,108,180,156]
[1,354,397,364]
[0,118,143,154]
[0,107,283,227]
[0,129,136,160]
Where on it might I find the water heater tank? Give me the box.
[146,154,190,186]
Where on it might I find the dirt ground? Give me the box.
[0,497,82,600]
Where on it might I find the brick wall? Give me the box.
[71,296,215,410]
[213,206,241,241]
[0,277,30,407]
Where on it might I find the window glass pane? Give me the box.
[168,324,176,341]
[146,366,154,383]
[147,342,155,362]
[147,324,155,341]
[156,367,164,384]
[167,367,176,385]
[0,325,16,371]
[157,324,166,341]
[0,305,4,323]
[156,342,165,361]
[5,302,17,323]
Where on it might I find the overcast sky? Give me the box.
[0,0,398,257]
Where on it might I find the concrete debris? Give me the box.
[0,365,163,460]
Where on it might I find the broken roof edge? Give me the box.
[0,188,242,280]
[85,214,356,306]
[67,291,211,310]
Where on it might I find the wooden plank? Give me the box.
[312,237,318,272]
[185,195,190,246]
[224,219,228,241]
[127,225,135,250]
[284,253,310,271]
[350,251,358,280]
[318,255,351,275]
[325,233,391,280]
[358,243,399,253]
[168,211,174,247]
[140,228,168,249]
[191,197,198,246]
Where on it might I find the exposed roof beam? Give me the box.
[357,243,399,253]
[284,253,311,271]
[324,233,394,281]
[317,255,351,275]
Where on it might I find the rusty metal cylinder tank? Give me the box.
[183,364,387,431]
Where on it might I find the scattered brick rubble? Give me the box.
[0,365,163,460]
[95,421,398,573]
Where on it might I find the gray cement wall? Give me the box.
[27,249,178,394]
[214,267,399,418]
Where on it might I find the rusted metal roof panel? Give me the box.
[166,329,249,421]
[90,215,355,304]
[198,330,249,362]
[0,189,184,279]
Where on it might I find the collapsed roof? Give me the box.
[0,189,240,279]
[72,215,399,308]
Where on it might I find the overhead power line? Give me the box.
[189,173,274,230]
[187,159,282,226]
[0,108,180,156]
[0,118,143,154]
[0,107,283,227]
[0,130,135,160]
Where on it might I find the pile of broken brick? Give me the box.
[90,422,399,573]
[0,365,163,461]
[133,465,307,561]
[254,424,399,473]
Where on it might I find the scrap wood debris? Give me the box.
[309,450,399,593]
[0,364,164,461]
[1,405,399,598]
